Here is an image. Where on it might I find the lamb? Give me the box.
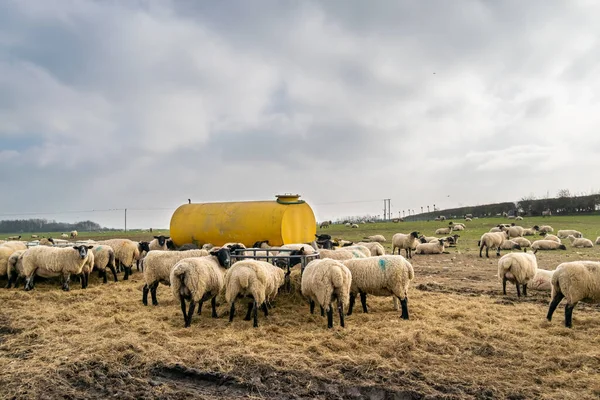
[528,269,554,291]
[5,250,26,288]
[96,239,143,279]
[350,224,359,228]
[450,224,465,231]
[22,245,94,291]
[531,240,567,253]
[596,237,600,245]
[363,235,386,243]
[317,248,366,261]
[497,252,538,297]
[567,235,593,248]
[511,237,532,251]
[391,231,420,259]
[478,231,509,258]
[557,230,583,239]
[224,259,287,327]
[535,225,554,234]
[300,258,352,328]
[547,261,600,328]
[169,247,232,327]
[342,255,414,319]
[515,216,524,221]
[70,230,78,238]
[355,242,386,256]
[149,235,171,251]
[539,233,561,243]
[435,227,452,235]
[141,249,210,306]
[90,244,118,283]
[415,239,446,255]
[499,240,522,251]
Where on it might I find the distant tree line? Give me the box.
[0,219,108,234]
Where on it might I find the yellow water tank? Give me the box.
[169,194,316,247]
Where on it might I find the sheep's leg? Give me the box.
[261,302,269,317]
[546,291,565,321]
[502,276,507,295]
[100,269,108,284]
[108,264,118,282]
[522,284,528,297]
[496,247,501,257]
[62,273,70,291]
[565,302,576,328]
[244,302,254,321]
[253,300,259,328]
[6,273,17,289]
[486,246,490,258]
[185,300,196,328]
[515,283,521,298]
[229,302,236,322]
[211,296,218,318]
[123,262,129,280]
[338,299,345,328]
[309,300,315,314]
[136,259,141,272]
[348,293,356,315]
[197,301,203,316]
[400,297,409,320]
[326,306,333,329]
[179,295,188,326]
[479,244,484,258]
[360,291,368,313]
[142,284,150,306]
[24,274,35,291]
[150,282,159,306]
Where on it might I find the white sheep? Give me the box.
[224,259,287,328]
[355,242,386,256]
[300,258,352,329]
[149,235,171,251]
[567,235,593,248]
[531,240,567,253]
[521,227,536,236]
[511,237,532,251]
[539,233,561,243]
[351,224,359,228]
[332,245,371,257]
[596,237,600,245]
[547,261,600,328]
[141,249,210,306]
[435,227,452,235]
[414,239,446,255]
[557,230,583,239]
[391,231,420,259]
[1,241,27,252]
[499,240,522,251]
[497,252,538,297]
[507,226,524,238]
[22,245,94,291]
[478,231,509,258]
[515,216,523,221]
[169,248,232,327]
[90,244,118,283]
[536,225,554,234]
[342,255,414,319]
[317,248,367,261]
[528,269,554,291]
[70,230,78,238]
[363,235,386,243]
[5,249,26,288]
[96,239,142,280]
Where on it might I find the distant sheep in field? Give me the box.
[6,235,21,240]
[535,225,553,234]
[392,231,420,259]
[61,233,69,238]
[567,235,593,248]
[499,240,522,251]
[478,231,509,258]
[363,235,386,243]
[435,227,452,235]
[547,261,600,328]
[557,230,583,239]
[319,221,331,228]
[415,239,447,255]
[350,224,359,228]
[531,240,567,253]
[596,237,600,245]
[515,216,523,221]
[511,237,531,251]
[70,230,78,238]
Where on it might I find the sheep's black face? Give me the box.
[154,235,168,246]
[559,245,567,250]
[533,225,540,230]
[166,239,176,250]
[288,248,304,268]
[73,245,92,259]
[411,231,419,238]
[514,244,522,250]
[318,239,334,249]
[139,241,150,252]
[212,248,231,268]
[227,244,245,254]
[315,234,331,241]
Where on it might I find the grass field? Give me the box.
[1,216,600,399]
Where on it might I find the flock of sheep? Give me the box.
[1,219,599,330]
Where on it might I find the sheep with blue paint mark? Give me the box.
[317,248,366,261]
[342,255,414,319]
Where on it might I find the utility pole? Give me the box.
[383,199,391,221]
[124,208,127,232]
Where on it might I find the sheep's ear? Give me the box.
[154,236,159,239]
[72,246,79,250]
[87,245,94,249]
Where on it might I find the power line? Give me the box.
[313,199,382,206]
[0,207,175,217]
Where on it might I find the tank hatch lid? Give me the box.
[275,193,305,204]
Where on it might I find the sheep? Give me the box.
[37,238,54,246]
[450,224,465,231]
[350,224,359,228]
[224,259,287,328]
[478,231,509,258]
[6,235,21,240]
[529,269,554,291]
[499,240,522,251]
[557,230,583,239]
[319,221,330,228]
[342,255,414,319]
[547,261,600,328]
[363,235,386,243]
[355,242,386,256]
[61,233,69,238]
[90,244,118,283]
[332,245,371,257]
[435,227,452,235]
[507,226,524,238]
[535,225,553,234]
[391,231,420,259]
[515,216,524,221]
[1,241,27,252]
[345,223,351,227]
[201,243,214,250]
[521,227,536,236]
[489,227,503,233]
[170,248,232,327]
[449,222,465,229]
[70,230,78,238]
[539,233,561,243]
[531,240,567,253]
[135,241,151,271]
[465,218,472,222]
[31,235,39,239]
[317,249,366,261]
[22,245,94,291]
[0,245,20,283]
[442,234,460,247]
[96,239,143,279]
[567,235,593,248]
[141,249,210,306]
[79,249,95,289]
[511,237,532,251]
[5,249,26,288]
[149,235,171,251]
[300,258,352,328]
[497,252,538,297]
[415,239,446,255]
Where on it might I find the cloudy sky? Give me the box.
[1,0,600,228]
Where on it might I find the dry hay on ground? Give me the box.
[1,250,600,399]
